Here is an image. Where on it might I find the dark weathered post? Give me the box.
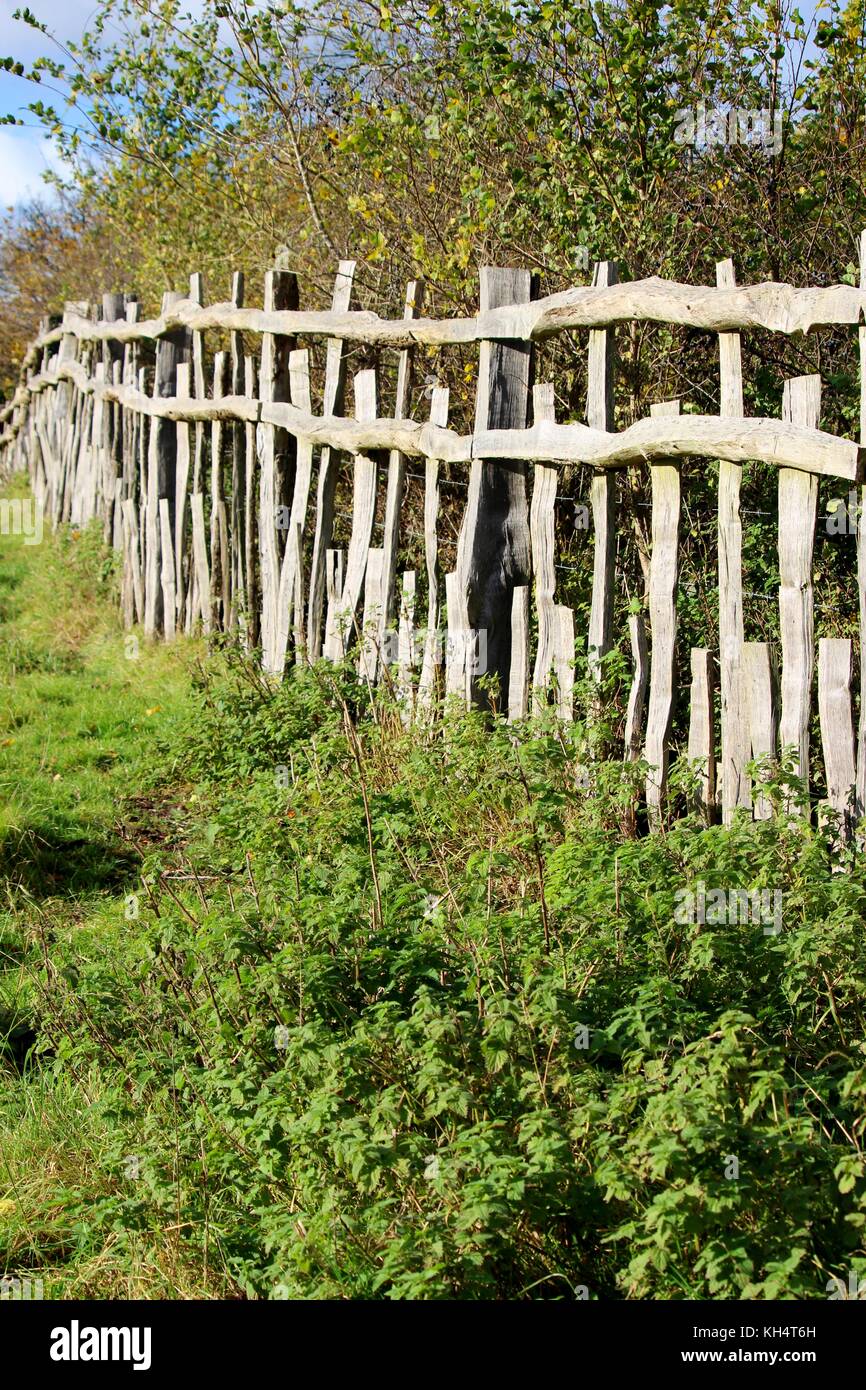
[455,267,534,709]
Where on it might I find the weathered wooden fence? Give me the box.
[3,241,866,833]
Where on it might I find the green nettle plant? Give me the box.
[2,614,861,1300]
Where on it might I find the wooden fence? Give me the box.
[3,241,866,835]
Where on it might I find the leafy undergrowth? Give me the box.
[2,484,866,1300]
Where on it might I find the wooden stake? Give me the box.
[687,647,716,821]
[530,382,558,709]
[716,258,750,823]
[307,261,356,660]
[645,400,681,824]
[417,386,449,711]
[587,260,618,684]
[455,266,533,709]
[381,280,424,658]
[778,375,820,798]
[818,637,856,840]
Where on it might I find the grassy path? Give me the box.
[0,479,214,1297]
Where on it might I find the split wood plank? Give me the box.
[334,370,379,658]
[159,498,177,642]
[358,547,385,684]
[272,349,314,675]
[307,261,356,660]
[818,637,856,840]
[380,280,424,658]
[190,492,212,636]
[444,571,464,700]
[687,647,716,822]
[229,271,245,630]
[290,522,305,664]
[778,375,820,798]
[552,604,575,721]
[210,351,230,631]
[258,264,298,672]
[742,641,779,820]
[174,362,192,628]
[323,548,345,661]
[417,386,449,711]
[243,355,258,647]
[508,585,531,721]
[146,290,190,636]
[624,613,648,760]
[587,260,618,683]
[397,569,416,715]
[189,272,207,500]
[101,292,126,546]
[530,382,558,708]
[645,400,682,824]
[120,497,144,627]
[716,258,751,823]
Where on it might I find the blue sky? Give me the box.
[0,1,102,205]
[0,0,233,207]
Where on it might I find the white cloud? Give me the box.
[0,127,60,207]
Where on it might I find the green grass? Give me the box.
[0,477,197,907]
[0,477,224,1297]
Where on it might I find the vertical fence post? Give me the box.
[210,351,230,631]
[272,348,314,674]
[119,300,140,532]
[687,648,716,822]
[242,354,258,647]
[174,362,192,630]
[624,612,648,761]
[508,585,531,721]
[417,386,449,711]
[190,491,212,636]
[456,266,534,710]
[397,569,417,714]
[335,369,379,657]
[778,374,820,799]
[258,260,298,670]
[323,549,345,661]
[716,258,751,823]
[381,279,424,659]
[530,382,558,709]
[189,272,207,496]
[644,399,681,824]
[229,270,245,631]
[145,291,190,637]
[742,641,778,820]
[101,291,126,547]
[159,497,177,642]
[358,547,385,683]
[818,637,856,842]
[307,261,356,661]
[121,497,144,628]
[587,260,618,685]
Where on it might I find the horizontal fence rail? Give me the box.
[3,242,866,839]
[6,366,861,479]
[3,275,866,382]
